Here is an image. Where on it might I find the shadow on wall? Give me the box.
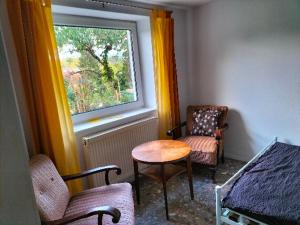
[224,109,254,162]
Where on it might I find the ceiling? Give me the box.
[132,0,211,7]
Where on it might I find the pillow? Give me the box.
[191,109,221,136]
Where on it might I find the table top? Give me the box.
[132,140,191,164]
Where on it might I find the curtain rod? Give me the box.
[86,0,171,13]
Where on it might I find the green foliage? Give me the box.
[54,25,136,115]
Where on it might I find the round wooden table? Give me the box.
[132,140,194,220]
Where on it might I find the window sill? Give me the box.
[74,107,157,136]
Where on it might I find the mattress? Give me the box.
[222,142,300,225]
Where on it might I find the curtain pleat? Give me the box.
[7,0,82,194]
[151,9,181,139]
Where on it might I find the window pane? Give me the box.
[54,25,138,115]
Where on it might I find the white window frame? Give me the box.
[54,14,144,124]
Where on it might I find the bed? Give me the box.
[216,137,300,225]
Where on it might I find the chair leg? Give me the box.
[222,149,225,164]
[216,141,220,165]
[208,167,216,182]
[212,167,216,183]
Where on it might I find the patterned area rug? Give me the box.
[135,158,245,225]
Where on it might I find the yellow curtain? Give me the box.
[7,0,82,194]
[151,9,181,139]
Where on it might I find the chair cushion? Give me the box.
[190,109,221,136]
[180,136,218,165]
[30,154,70,221]
[186,105,228,135]
[65,183,134,225]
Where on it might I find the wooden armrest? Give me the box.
[166,121,187,139]
[214,123,229,140]
[62,165,121,185]
[42,206,121,225]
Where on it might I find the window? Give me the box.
[54,14,144,123]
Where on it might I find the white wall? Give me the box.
[0,16,40,225]
[190,0,300,161]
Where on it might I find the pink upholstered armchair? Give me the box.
[29,155,134,225]
[167,105,228,169]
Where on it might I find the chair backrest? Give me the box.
[186,105,228,135]
[30,154,70,221]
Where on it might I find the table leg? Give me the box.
[187,155,194,200]
[133,159,140,204]
[161,164,169,220]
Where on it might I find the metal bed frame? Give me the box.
[215,137,278,225]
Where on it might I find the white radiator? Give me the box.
[83,117,158,187]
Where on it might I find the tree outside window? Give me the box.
[55,26,137,115]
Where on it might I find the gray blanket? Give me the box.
[222,142,300,225]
